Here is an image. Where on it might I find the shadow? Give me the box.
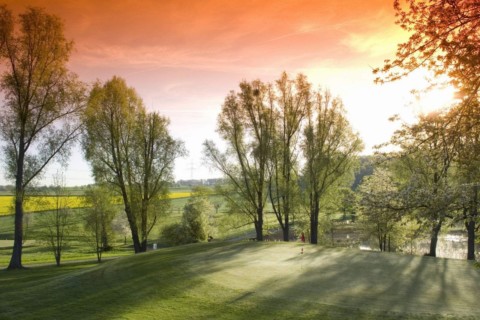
[1,241,480,319]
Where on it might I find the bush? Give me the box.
[161,223,191,246]
[161,197,216,246]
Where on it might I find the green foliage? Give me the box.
[0,5,86,269]
[375,0,480,100]
[203,80,273,240]
[83,76,185,253]
[83,185,117,262]
[161,222,190,246]
[162,197,216,245]
[302,88,363,243]
[182,198,213,241]
[34,173,76,266]
[357,168,406,251]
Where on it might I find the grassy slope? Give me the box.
[1,241,479,320]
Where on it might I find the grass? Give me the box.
[1,241,479,319]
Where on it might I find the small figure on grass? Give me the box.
[300,232,305,254]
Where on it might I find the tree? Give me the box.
[83,185,117,262]
[388,112,457,257]
[449,101,480,260]
[0,6,85,269]
[203,79,274,241]
[302,90,363,244]
[374,0,480,102]
[130,110,184,251]
[83,76,184,253]
[357,168,406,251]
[112,214,130,245]
[182,197,215,242]
[268,73,309,241]
[83,77,141,252]
[36,173,72,266]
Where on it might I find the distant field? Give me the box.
[0,191,192,216]
[0,196,86,216]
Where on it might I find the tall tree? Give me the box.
[130,110,184,251]
[83,77,141,252]
[449,100,480,260]
[390,112,457,257]
[83,77,183,253]
[357,168,406,252]
[203,80,274,241]
[268,73,310,241]
[302,90,363,244]
[374,0,480,102]
[0,6,85,269]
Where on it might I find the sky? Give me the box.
[1,0,456,186]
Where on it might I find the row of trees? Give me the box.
[363,0,480,260]
[358,102,480,260]
[0,6,183,269]
[204,73,363,244]
[363,0,480,259]
[32,180,121,266]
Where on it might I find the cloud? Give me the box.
[340,9,409,58]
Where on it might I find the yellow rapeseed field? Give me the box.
[0,191,192,216]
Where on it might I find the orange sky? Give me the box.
[3,0,452,185]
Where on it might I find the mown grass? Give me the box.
[1,241,479,319]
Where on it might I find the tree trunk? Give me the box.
[8,195,25,269]
[96,249,102,263]
[55,249,61,267]
[139,199,148,252]
[255,193,264,241]
[310,205,319,244]
[126,206,141,253]
[8,148,26,270]
[120,184,141,253]
[254,219,263,241]
[466,185,478,261]
[466,219,476,260]
[140,239,148,252]
[427,220,443,257]
[283,214,289,241]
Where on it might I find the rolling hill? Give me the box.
[1,241,479,319]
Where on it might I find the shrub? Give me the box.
[161,222,191,246]
[162,197,216,246]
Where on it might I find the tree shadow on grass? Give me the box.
[0,241,264,319]
[221,246,480,319]
[2,241,480,319]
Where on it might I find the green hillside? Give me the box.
[1,241,479,319]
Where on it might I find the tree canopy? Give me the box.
[0,6,85,269]
[83,76,184,253]
[374,0,480,102]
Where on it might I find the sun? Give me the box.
[400,69,458,115]
[413,85,457,115]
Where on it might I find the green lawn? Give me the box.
[1,241,479,319]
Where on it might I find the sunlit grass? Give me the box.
[1,241,479,319]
